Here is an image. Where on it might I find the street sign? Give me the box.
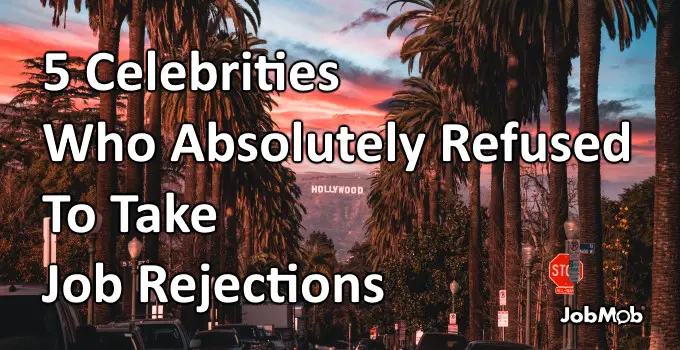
[448,324,459,334]
[498,311,508,328]
[449,313,457,325]
[568,261,580,282]
[499,290,507,306]
[567,239,581,260]
[395,323,399,331]
[549,253,584,294]
[370,327,377,340]
[580,243,595,254]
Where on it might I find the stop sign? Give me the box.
[549,253,583,294]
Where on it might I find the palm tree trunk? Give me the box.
[143,27,162,265]
[504,50,522,343]
[577,1,607,348]
[210,164,223,269]
[126,0,145,237]
[651,1,680,348]
[94,13,122,325]
[488,129,505,340]
[545,23,570,350]
[224,182,239,323]
[427,167,438,224]
[239,199,252,277]
[196,123,209,262]
[468,157,483,340]
[417,176,427,229]
[123,0,146,319]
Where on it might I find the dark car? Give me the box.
[0,284,84,350]
[464,341,533,350]
[122,318,199,350]
[274,328,296,350]
[416,333,467,350]
[193,329,242,350]
[215,325,263,350]
[96,323,147,350]
[356,339,386,350]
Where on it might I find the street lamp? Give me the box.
[522,243,536,345]
[449,280,460,314]
[564,218,579,240]
[128,237,143,320]
[87,213,103,325]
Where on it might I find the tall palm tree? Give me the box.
[366,77,458,265]
[143,0,176,264]
[577,0,655,346]
[169,0,260,274]
[125,0,145,235]
[651,1,680,348]
[41,0,127,324]
[386,0,545,339]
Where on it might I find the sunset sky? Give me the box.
[0,0,657,197]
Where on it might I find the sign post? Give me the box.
[498,311,509,328]
[549,253,584,294]
[448,313,458,334]
[499,290,506,306]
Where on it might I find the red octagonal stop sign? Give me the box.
[549,253,583,294]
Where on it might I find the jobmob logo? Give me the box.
[560,306,644,325]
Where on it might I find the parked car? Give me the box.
[193,329,242,350]
[415,333,467,350]
[96,323,146,350]
[215,324,264,350]
[119,318,200,350]
[0,283,88,350]
[464,341,533,350]
[274,328,296,350]
[263,334,286,350]
[355,339,386,350]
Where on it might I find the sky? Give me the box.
[0,0,657,198]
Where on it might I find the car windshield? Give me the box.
[197,332,239,347]
[232,326,259,340]
[276,330,294,341]
[0,295,65,350]
[418,334,466,350]
[96,331,136,350]
[139,324,184,349]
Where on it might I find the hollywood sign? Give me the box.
[311,185,365,195]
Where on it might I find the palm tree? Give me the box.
[164,0,260,274]
[577,0,654,346]
[651,1,680,348]
[125,0,145,236]
[142,0,174,265]
[41,0,127,324]
[366,77,469,268]
[385,0,543,339]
